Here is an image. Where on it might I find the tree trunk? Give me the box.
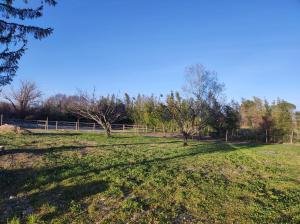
[105,127,111,137]
[183,132,188,146]
[103,122,112,137]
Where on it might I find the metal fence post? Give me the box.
[56,121,58,131]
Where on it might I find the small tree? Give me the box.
[69,92,125,137]
[166,92,197,146]
[3,80,42,118]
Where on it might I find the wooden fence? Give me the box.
[0,116,166,134]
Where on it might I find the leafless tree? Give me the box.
[183,64,225,134]
[3,80,42,118]
[69,92,125,137]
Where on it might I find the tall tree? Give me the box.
[0,0,56,87]
[183,64,225,133]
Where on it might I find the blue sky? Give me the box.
[11,0,300,108]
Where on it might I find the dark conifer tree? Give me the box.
[0,0,56,86]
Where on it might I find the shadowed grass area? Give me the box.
[0,131,300,223]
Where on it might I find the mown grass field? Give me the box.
[0,131,300,223]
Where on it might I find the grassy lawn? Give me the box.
[0,131,300,223]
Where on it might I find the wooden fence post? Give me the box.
[291,130,294,144]
[123,124,125,133]
[93,123,96,132]
[56,121,58,131]
[265,129,268,144]
[77,119,80,131]
[0,114,3,126]
[45,117,49,131]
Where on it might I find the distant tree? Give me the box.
[295,111,300,137]
[207,100,240,140]
[3,80,41,118]
[183,64,225,134]
[221,102,240,139]
[141,95,159,128]
[155,102,172,133]
[0,0,56,87]
[272,99,296,141]
[40,94,78,120]
[123,93,134,124]
[260,100,274,143]
[240,97,265,129]
[69,92,126,137]
[166,92,197,146]
[132,94,145,126]
[132,94,160,128]
[240,97,296,143]
[0,100,12,117]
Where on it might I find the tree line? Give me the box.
[0,64,298,146]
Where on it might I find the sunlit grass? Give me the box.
[1,131,300,223]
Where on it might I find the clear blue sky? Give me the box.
[12,0,300,108]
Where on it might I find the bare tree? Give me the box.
[69,92,125,137]
[3,80,42,118]
[183,64,225,134]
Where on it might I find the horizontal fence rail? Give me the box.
[0,117,167,134]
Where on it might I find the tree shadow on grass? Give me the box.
[29,132,82,137]
[0,142,241,196]
[0,141,183,156]
[0,141,265,222]
[0,177,108,223]
[2,141,267,186]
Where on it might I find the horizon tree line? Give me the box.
[0,64,298,146]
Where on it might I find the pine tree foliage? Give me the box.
[0,0,56,86]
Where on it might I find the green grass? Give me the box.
[1,131,300,223]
